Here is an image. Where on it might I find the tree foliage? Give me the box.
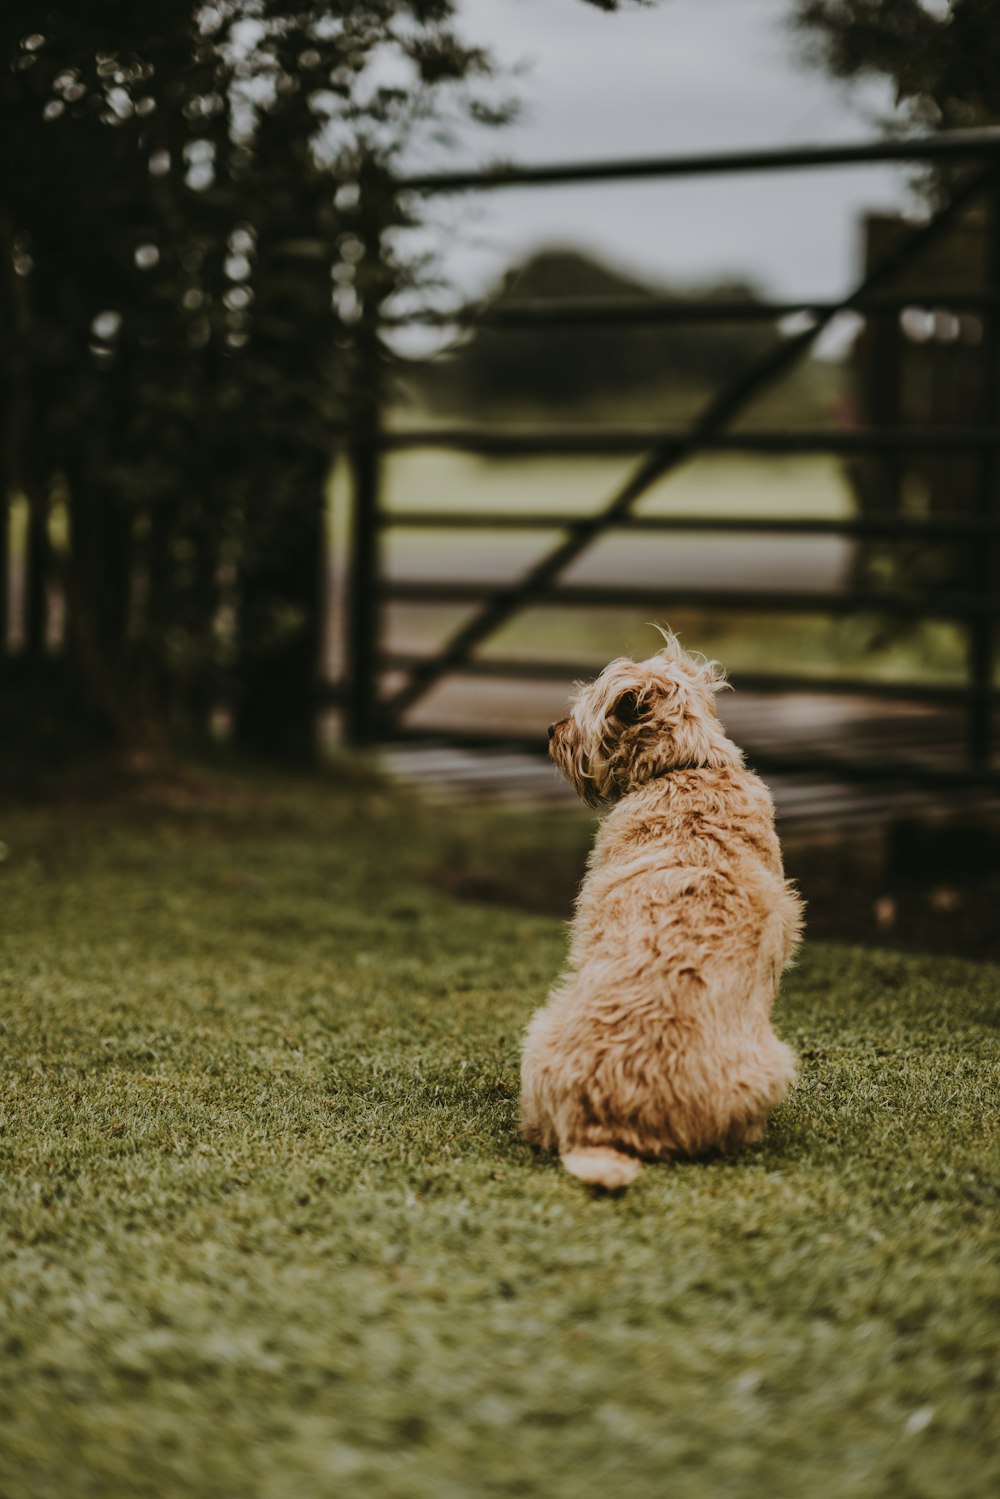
[793,0,1000,129]
[1,1,508,759]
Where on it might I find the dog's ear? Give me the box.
[609,687,644,726]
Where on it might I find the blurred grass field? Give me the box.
[1,768,997,1499]
[329,450,971,689]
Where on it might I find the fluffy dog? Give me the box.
[521,634,803,1189]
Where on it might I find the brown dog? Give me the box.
[521,635,803,1189]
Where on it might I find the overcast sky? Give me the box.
[397,0,914,319]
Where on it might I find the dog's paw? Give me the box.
[561,1147,642,1191]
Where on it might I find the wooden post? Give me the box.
[344,164,385,748]
[24,483,47,659]
[345,424,380,746]
[970,172,1000,767]
[0,471,7,656]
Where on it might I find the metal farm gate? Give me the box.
[337,130,1000,784]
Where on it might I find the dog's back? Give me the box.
[522,643,802,1190]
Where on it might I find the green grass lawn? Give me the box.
[1,768,998,1499]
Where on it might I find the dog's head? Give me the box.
[548,634,740,806]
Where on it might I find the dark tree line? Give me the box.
[414,248,780,414]
[794,0,1000,131]
[1,1,512,762]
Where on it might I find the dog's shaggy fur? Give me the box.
[521,635,803,1190]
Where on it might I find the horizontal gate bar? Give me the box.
[384,290,1000,329]
[377,653,997,704]
[380,511,1000,538]
[395,127,1000,194]
[383,579,1000,618]
[374,426,1000,456]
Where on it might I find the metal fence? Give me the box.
[339,129,1000,782]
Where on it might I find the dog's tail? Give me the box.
[560,1146,642,1191]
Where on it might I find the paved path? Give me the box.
[382,741,1000,840]
[380,689,1000,844]
[385,531,853,594]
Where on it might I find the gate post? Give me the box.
[0,473,7,658]
[970,167,1000,768]
[344,164,385,748]
[345,409,380,747]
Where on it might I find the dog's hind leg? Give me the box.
[560,1146,642,1191]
